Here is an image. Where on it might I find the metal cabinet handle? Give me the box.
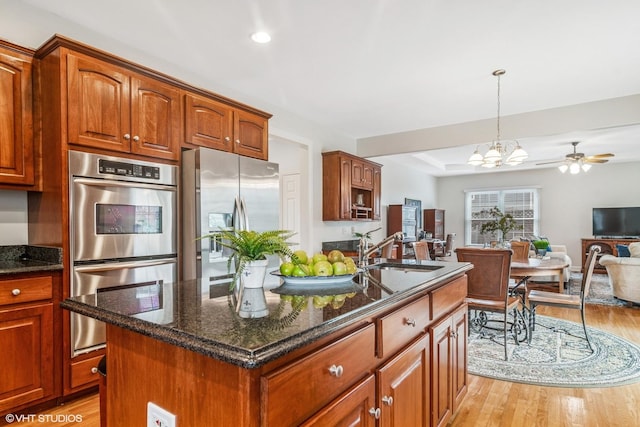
[369,407,381,419]
[449,330,458,338]
[235,139,241,144]
[328,364,344,378]
[91,367,98,374]
[124,133,131,140]
[133,135,140,142]
[225,136,231,142]
[405,317,416,327]
[11,288,21,296]
[382,395,394,406]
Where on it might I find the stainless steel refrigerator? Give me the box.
[182,148,280,295]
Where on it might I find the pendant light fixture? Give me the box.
[468,69,528,168]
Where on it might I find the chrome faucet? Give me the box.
[358,231,404,266]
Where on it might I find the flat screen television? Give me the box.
[592,207,640,238]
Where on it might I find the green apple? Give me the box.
[332,261,348,276]
[313,260,333,276]
[312,252,328,264]
[279,261,294,276]
[292,265,308,277]
[327,250,345,264]
[312,295,333,308]
[345,262,358,274]
[292,249,308,264]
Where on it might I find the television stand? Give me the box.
[581,237,640,274]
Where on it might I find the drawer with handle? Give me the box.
[261,323,376,427]
[376,293,430,358]
[0,276,53,306]
[70,354,104,389]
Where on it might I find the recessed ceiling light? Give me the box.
[251,32,271,44]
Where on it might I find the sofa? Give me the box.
[599,242,640,304]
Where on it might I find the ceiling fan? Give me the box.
[536,141,614,174]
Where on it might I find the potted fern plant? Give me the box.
[207,228,296,290]
[479,207,523,245]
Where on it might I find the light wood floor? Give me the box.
[13,304,640,427]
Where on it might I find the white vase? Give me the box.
[240,259,269,289]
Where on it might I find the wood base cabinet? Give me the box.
[0,273,61,415]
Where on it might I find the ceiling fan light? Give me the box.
[468,150,484,166]
[582,163,592,172]
[558,164,569,173]
[569,162,580,174]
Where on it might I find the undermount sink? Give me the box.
[364,262,444,272]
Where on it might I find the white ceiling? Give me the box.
[9,0,640,175]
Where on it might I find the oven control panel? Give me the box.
[99,159,160,180]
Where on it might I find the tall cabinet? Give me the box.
[424,209,445,240]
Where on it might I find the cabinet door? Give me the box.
[301,375,376,427]
[0,304,54,413]
[340,157,353,219]
[430,314,453,427]
[351,159,373,190]
[377,334,430,427]
[184,92,233,152]
[130,74,181,160]
[233,109,268,160]
[67,52,131,152]
[0,46,34,186]
[451,304,468,412]
[372,166,382,220]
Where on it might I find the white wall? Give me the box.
[0,191,29,244]
[436,161,640,267]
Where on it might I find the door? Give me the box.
[281,173,301,251]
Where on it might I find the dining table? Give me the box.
[510,256,571,293]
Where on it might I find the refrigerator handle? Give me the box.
[234,196,246,230]
[240,197,250,231]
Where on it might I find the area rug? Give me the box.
[467,313,640,387]
[567,272,628,306]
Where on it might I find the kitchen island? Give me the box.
[61,259,472,426]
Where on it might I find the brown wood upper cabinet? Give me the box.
[67,51,181,161]
[322,151,382,221]
[184,92,268,160]
[0,41,34,187]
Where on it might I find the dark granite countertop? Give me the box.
[61,259,471,369]
[0,245,63,275]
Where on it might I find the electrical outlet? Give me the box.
[147,402,176,427]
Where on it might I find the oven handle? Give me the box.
[74,258,177,273]
[73,177,177,192]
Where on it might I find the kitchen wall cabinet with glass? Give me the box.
[322,150,382,221]
[0,40,35,189]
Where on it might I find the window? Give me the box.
[465,188,539,245]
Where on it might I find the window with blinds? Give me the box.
[465,188,539,245]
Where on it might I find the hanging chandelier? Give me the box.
[468,69,528,168]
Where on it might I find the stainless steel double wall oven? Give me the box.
[68,151,178,356]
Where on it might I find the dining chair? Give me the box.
[443,233,455,256]
[510,241,531,263]
[380,241,395,259]
[527,245,601,351]
[456,247,526,360]
[412,241,430,260]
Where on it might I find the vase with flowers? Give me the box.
[479,207,523,247]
